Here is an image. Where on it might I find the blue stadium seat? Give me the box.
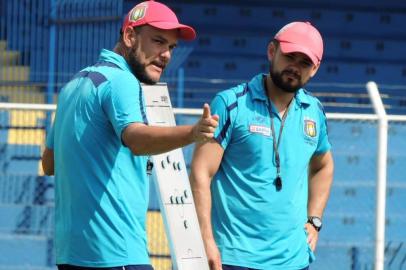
[388,123,406,154]
[328,120,377,144]
[326,185,375,214]
[341,245,376,269]
[383,241,406,269]
[148,177,160,211]
[193,35,406,63]
[333,154,376,181]
[0,111,9,144]
[322,214,374,242]
[386,216,406,240]
[193,35,269,57]
[0,174,34,204]
[0,144,41,173]
[387,155,406,182]
[0,234,52,267]
[171,3,406,37]
[311,245,353,270]
[4,0,406,114]
[184,56,267,80]
[2,160,40,174]
[386,186,406,215]
[0,204,53,235]
[329,122,378,182]
[1,144,41,160]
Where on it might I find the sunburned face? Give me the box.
[125,25,178,84]
[269,43,318,93]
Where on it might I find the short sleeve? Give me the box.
[212,92,236,149]
[315,103,331,154]
[102,75,147,139]
[45,122,55,149]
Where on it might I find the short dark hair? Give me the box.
[272,39,280,48]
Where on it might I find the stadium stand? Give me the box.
[162,0,406,114]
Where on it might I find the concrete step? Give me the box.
[147,211,172,270]
[151,257,172,270]
[146,211,170,255]
[0,66,30,82]
[7,128,46,145]
[0,51,21,66]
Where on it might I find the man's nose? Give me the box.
[160,48,171,62]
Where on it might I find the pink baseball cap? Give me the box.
[274,21,323,65]
[121,0,196,41]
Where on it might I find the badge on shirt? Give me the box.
[249,125,271,136]
[304,119,317,138]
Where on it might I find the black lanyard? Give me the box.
[268,100,293,191]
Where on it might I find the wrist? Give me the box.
[307,216,322,232]
[188,125,197,143]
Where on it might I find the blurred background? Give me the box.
[0,0,405,269]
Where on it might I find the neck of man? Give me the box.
[264,75,295,116]
[113,42,129,61]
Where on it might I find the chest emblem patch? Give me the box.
[304,119,317,138]
[249,125,271,137]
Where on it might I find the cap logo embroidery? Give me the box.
[304,119,317,137]
[129,4,147,22]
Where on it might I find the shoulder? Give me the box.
[103,68,139,86]
[215,83,249,106]
[301,88,326,116]
[98,68,140,95]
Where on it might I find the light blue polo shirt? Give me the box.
[210,73,331,269]
[46,49,150,267]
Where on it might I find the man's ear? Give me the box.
[310,62,321,78]
[267,41,277,62]
[122,27,136,47]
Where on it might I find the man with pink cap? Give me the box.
[42,1,218,269]
[191,22,334,270]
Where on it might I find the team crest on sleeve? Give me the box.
[304,119,317,138]
[129,4,147,22]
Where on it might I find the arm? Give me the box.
[306,151,334,251]
[190,141,224,270]
[122,104,219,155]
[41,147,55,176]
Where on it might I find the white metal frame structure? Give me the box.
[366,81,388,270]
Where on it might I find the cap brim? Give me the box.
[279,42,319,65]
[148,21,196,41]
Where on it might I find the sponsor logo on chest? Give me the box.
[249,125,271,137]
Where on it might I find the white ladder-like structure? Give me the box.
[143,83,210,270]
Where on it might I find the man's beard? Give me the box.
[127,46,157,85]
[269,65,305,93]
